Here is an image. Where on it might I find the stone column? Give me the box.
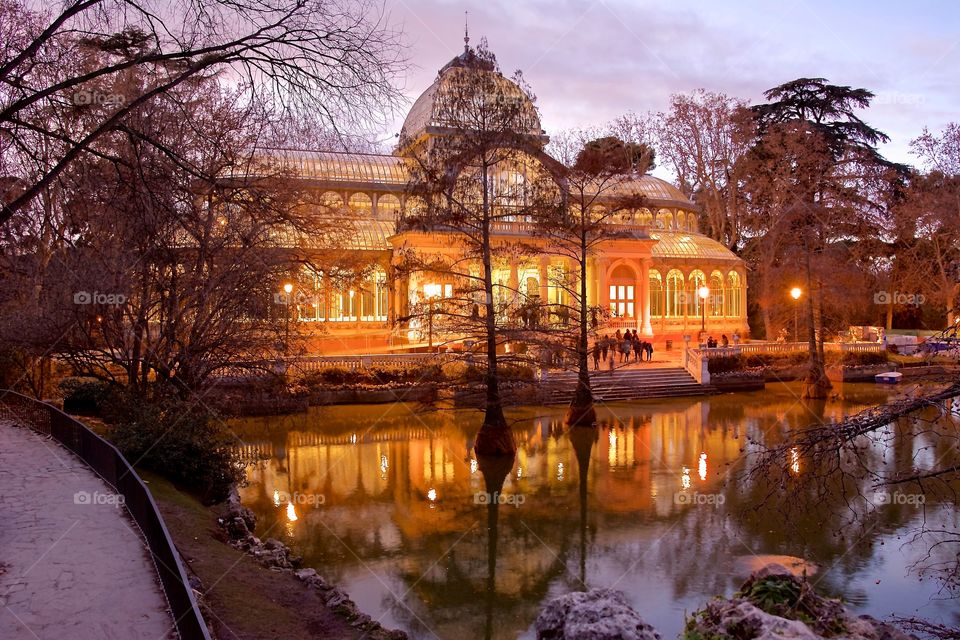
[508,261,520,304]
[640,258,653,336]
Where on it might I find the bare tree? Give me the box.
[654,90,751,249]
[532,133,650,425]
[0,0,406,227]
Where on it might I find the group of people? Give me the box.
[592,330,654,370]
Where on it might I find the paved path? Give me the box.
[0,421,174,639]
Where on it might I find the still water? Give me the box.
[233,382,960,639]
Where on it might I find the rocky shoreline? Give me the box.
[535,563,920,640]
[217,489,408,640]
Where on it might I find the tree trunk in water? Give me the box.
[568,424,597,587]
[478,452,515,640]
[475,162,514,457]
[567,235,595,427]
[802,247,831,399]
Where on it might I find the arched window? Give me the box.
[360,267,388,321]
[710,271,725,317]
[609,264,636,318]
[637,208,653,227]
[649,269,663,317]
[376,194,401,217]
[318,191,344,211]
[348,192,372,213]
[665,269,685,317]
[726,271,742,317]
[525,276,539,299]
[659,209,675,230]
[687,213,699,232]
[688,270,707,317]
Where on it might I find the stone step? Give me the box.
[540,365,707,404]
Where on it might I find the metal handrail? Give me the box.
[0,390,212,640]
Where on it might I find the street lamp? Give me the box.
[698,285,710,333]
[282,282,293,353]
[790,287,802,342]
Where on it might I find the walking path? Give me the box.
[0,420,174,639]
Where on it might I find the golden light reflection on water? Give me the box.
[790,447,801,475]
[231,383,925,640]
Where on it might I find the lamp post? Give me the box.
[790,287,802,342]
[283,282,293,353]
[698,285,710,334]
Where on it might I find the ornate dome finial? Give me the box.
[464,10,470,53]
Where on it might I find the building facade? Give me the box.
[268,48,748,355]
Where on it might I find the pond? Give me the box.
[232,381,960,639]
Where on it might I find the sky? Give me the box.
[380,0,960,177]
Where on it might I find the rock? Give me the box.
[294,568,317,581]
[535,589,660,640]
[753,563,795,579]
[264,538,284,550]
[684,564,921,640]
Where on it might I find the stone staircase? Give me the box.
[541,366,708,404]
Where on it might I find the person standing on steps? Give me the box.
[600,334,609,362]
[592,341,601,370]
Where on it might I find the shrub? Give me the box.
[59,377,114,414]
[103,394,244,503]
[707,355,745,374]
[837,351,888,367]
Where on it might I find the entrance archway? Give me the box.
[608,263,637,319]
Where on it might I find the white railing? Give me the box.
[696,341,885,359]
[683,347,711,385]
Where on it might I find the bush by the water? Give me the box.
[299,363,445,389]
[59,376,114,414]
[708,350,888,374]
[103,394,244,503]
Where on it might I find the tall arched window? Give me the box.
[688,270,706,317]
[710,271,724,317]
[666,269,685,317]
[609,264,636,318]
[649,270,663,317]
[360,267,388,321]
[687,213,699,232]
[726,271,742,317]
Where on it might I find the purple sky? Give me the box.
[382,0,959,175]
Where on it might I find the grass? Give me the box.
[139,470,362,640]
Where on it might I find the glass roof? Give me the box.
[265,149,407,185]
[604,175,692,204]
[650,231,741,262]
[279,219,395,252]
